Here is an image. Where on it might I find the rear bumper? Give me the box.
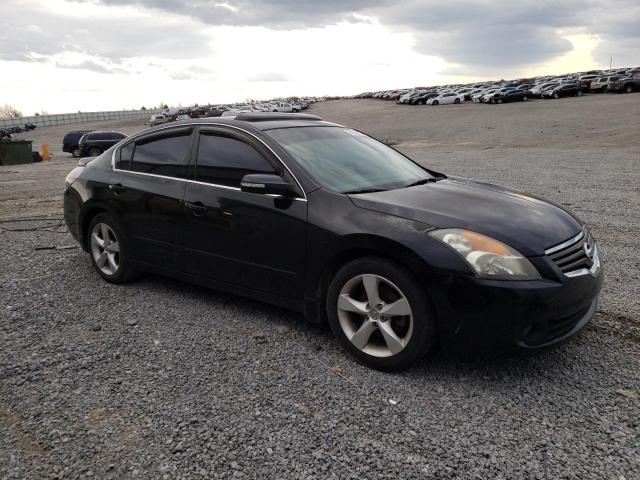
[427,267,603,355]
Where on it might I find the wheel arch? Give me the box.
[306,234,430,324]
[78,202,119,251]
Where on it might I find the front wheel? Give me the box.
[522,95,529,102]
[326,257,436,371]
[72,147,82,158]
[577,90,583,97]
[553,92,559,99]
[454,98,460,104]
[432,100,439,105]
[88,213,136,284]
[496,98,503,104]
[624,85,633,93]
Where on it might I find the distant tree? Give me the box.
[141,106,147,111]
[0,104,22,118]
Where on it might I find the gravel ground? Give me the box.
[1,95,639,479]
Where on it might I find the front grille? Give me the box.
[545,229,596,275]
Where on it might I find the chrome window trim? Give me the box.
[544,230,584,255]
[110,121,308,201]
[107,168,306,201]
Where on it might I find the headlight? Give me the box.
[429,229,540,280]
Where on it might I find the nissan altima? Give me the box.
[63,113,603,370]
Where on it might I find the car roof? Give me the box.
[146,113,339,132]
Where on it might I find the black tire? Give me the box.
[454,98,460,104]
[88,146,102,157]
[87,213,137,284]
[624,84,633,93]
[326,256,436,371]
[420,99,427,105]
[577,90,583,97]
[432,100,439,105]
[72,147,81,158]
[522,95,529,102]
[553,92,559,99]
[496,98,503,104]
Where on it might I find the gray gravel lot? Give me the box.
[1,95,639,479]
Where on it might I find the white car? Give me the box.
[271,102,295,113]
[148,114,168,126]
[529,83,557,96]
[427,92,465,105]
[471,90,491,102]
[175,114,191,121]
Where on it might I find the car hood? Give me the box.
[349,178,582,256]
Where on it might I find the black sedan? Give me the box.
[489,89,531,104]
[542,84,584,99]
[64,113,602,370]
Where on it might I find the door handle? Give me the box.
[108,183,127,194]
[184,201,208,216]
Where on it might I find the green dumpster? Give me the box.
[0,140,33,165]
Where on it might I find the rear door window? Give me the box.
[130,130,192,178]
[117,142,134,170]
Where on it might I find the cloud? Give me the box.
[75,0,393,28]
[0,0,213,63]
[247,72,291,82]
[56,60,128,74]
[66,0,639,72]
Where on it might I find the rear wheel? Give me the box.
[88,213,136,284]
[577,90,583,97]
[326,257,436,371]
[72,147,82,157]
[496,98,503,104]
[625,84,633,93]
[553,92,559,99]
[432,100,439,105]
[522,95,529,102]
[454,98,460,104]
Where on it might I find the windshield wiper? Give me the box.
[403,177,441,188]
[342,187,387,195]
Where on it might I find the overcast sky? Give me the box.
[1,0,638,114]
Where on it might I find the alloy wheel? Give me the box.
[337,274,413,358]
[90,222,120,275]
[72,148,81,157]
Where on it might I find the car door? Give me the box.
[109,126,194,271]
[181,126,307,300]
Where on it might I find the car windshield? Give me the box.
[268,126,433,194]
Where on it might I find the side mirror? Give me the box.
[240,173,297,198]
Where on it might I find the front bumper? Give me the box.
[427,266,603,355]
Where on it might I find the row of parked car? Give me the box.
[355,67,640,106]
[63,98,323,158]
[148,98,320,126]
